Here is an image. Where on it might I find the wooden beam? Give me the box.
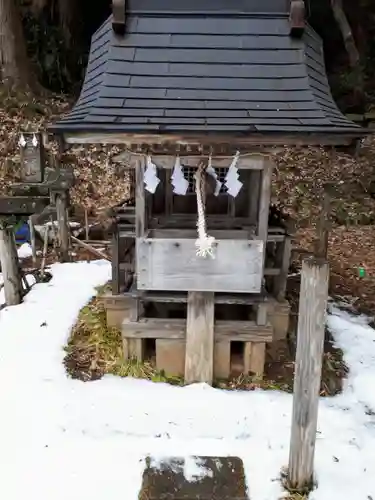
[288,257,329,492]
[185,291,215,384]
[63,132,357,147]
[122,317,273,343]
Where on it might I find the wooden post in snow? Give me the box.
[55,191,70,262]
[315,183,332,260]
[0,221,23,306]
[287,256,329,491]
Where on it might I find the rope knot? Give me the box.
[194,164,216,259]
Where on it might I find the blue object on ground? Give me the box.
[15,222,30,244]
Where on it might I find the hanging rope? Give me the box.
[194,163,215,258]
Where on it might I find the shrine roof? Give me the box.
[49,0,366,145]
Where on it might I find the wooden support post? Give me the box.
[249,170,261,225]
[185,291,215,384]
[111,226,120,294]
[55,191,70,262]
[123,298,144,360]
[28,216,37,266]
[274,236,292,300]
[135,157,146,238]
[288,257,329,492]
[257,160,272,242]
[0,223,23,306]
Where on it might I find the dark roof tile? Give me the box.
[50,0,365,144]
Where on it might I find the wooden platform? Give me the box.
[102,288,290,381]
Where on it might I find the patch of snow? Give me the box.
[0,261,374,499]
[17,243,33,260]
[183,457,213,482]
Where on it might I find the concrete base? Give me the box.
[139,456,248,500]
[156,339,185,376]
[269,299,290,341]
[102,294,130,329]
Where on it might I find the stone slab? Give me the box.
[139,456,248,500]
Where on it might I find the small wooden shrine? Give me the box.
[50,0,365,383]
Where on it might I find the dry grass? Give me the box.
[64,283,183,385]
[64,285,346,395]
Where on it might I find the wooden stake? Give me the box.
[315,184,332,259]
[84,209,89,240]
[55,191,70,262]
[288,257,329,491]
[71,235,110,261]
[0,224,23,306]
[28,216,37,266]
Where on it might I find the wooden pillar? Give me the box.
[249,169,261,225]
[257,159,272,242]
[111,225,120,295]
[274,236,292,300]
[185,291,215,384]
[0,223,23,306]
[123,298,144,360]
[55,191,70,262]
[135,156,146,238]
[288,257,329,492]
[123,155,146,359]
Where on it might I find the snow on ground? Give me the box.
[0,260,375,500]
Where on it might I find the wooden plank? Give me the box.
[126,283,268,304]
[185,291,215,384]
[288,257,329,492]
[137,238,264,292]
[0,196,49,216]
[152,155,266,170]
[149,228,252,239]
[122,317,273,342]
[63,132,355,147]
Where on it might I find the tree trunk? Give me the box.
[330,0,364,109]
[58,0,75,49]
[330,0,360,67]
[0,0,38,89]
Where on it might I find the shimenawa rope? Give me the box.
[194,164,215,258]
